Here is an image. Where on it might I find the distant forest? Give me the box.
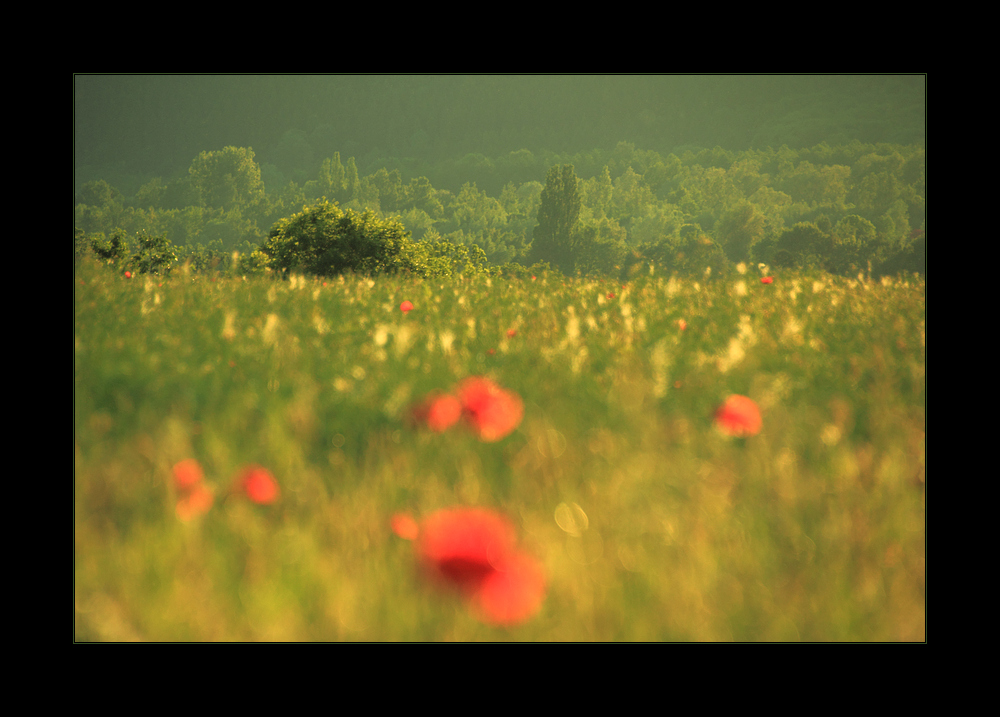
[74,75,926,279]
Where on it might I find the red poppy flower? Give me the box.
[761,276,774,284]
[607,292,615,299]
[172,459,204,491]
[176,484,213,521]
[124,271,132,279]
[456,377,524,442]
[415,507,546,626]
[410,392,463,432]
[678,319,688,331]
[471,551,547,627]
[507,328,517,338]
[237,465,280,504]
[714,395,763,437]
[400,300,414,313]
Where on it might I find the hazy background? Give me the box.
[74,74,926,195]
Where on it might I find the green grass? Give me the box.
[75,259,925,641]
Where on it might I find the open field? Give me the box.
[74,259,925,641]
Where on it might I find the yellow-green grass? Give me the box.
[75,259,925,641]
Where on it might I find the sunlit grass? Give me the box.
[75,258,924,641]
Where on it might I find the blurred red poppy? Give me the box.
[607,292,615,299]
[472,551,547,627]
[415,507,545,626]
[172,459,204,491]
[237,465,280,504]
[456,377,524,442]
[761,276,774,284]
[400,300,414,313]
[714,395,763,437]
[124,271,132,279]
[678,319,688,331]
[176,484,213,521]
[410,392,462,432]
[507,328,517,338]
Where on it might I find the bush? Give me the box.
[89,231,131,266]
[130,231,178,275]
[261,200,418,277]
[236,249,269,276]
[86,229,178,275]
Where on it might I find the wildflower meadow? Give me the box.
[75,259,925,641]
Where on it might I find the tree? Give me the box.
[715,200,766,262]
[188,146,266,218]
[855,171,901,220]
[77,179,123,208]
[260,200,423,277]
[305,153,348,202]
[610,167,656,225]
[581,166,613,218]
[771,221,831,269]
[365,168,405,213]
[830,214,878,274]
[528,164,581,274]
[573,221,628,278]
[402,176,443,218]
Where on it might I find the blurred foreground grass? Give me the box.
[75,259,924,641]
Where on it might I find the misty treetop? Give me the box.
[75,139,925,281]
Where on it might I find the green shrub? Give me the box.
[89,231,131,265]
[130,231,178,275]
[236,249,269,276]
[88,229,177,275]
[261,200,417,277]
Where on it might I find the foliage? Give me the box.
[767,222,833,270]
[423,239,492,278]
[573,226,629,278]
[830,215,878,275]
[528,164,582,274]
[75,140,926,283]
[130,230,178,275]
[89,231,131,265]
[87,229,178,275]
[236,249,269,276]
[175,239,230,274]
[188,146,266,217]
[715,200,766,263]
[261,200,429,278]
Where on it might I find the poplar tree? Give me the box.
[529,164,581,273]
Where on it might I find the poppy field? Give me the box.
[74,260,925,641]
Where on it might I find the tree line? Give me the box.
[74,140,925,280]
